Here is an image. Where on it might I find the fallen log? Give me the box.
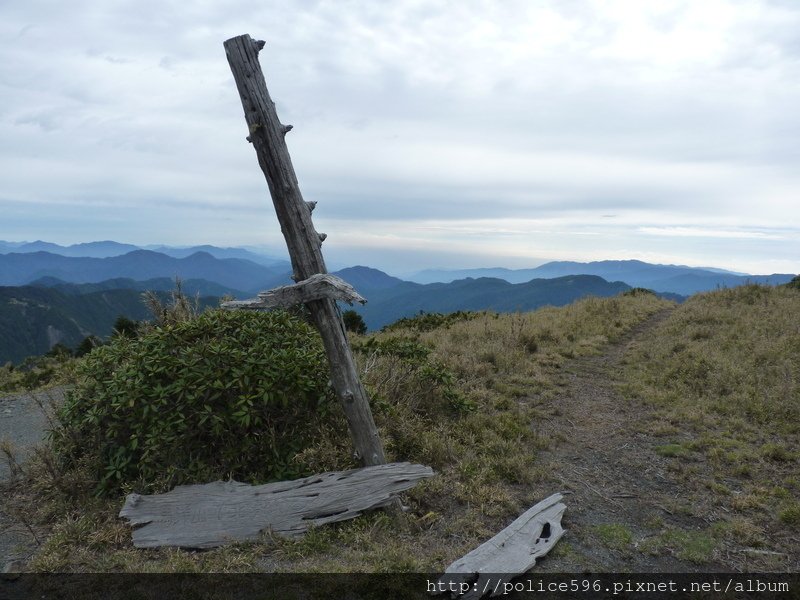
[435,493,566,599]
[221,273,365,311]
[119,462,433,549]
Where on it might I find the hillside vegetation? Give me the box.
[0,271,644,363]
[0,250,289,290]
[619,284,800,558]
[4,284,797,573]
[412,260,794,295]
[0,286,220,363]
[347,272,635,329]
[6,290,670,572]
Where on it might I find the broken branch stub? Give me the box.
[223,34,386,467]
[119,462,434,549]
[221,274,365,311]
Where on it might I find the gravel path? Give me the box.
[0,386,66,571]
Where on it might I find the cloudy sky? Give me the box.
[1,0,798,275]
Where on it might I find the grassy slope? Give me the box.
[619,284,800,559]
[11,291,669,572]
[7,285,797,572]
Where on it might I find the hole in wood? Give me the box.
[295,478,324,488]
[540,522,551,540]
[302,508,348,521]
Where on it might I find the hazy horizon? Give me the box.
[1,237,793,279]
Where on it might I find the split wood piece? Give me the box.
[221,274,366,311]
[435,493,566,599]
[119,462,434,549]
[224,34,387,467]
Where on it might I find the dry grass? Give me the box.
[620,284,800,562]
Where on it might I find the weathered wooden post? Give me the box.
[222,34,387,467]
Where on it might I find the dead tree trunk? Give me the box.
[223,34,386,466]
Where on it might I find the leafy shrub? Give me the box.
[141,278,199,328]
[111,315,140,338]
[354,337,472,413]
[46,343,73,359]
[53,309,335,495]
[74,335,102,358]
[342,310,367,335]
[381,311,480,333]
[623,287,656,297]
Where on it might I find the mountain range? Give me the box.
[0,269,634,362]
[336,267,636,329]
[0,240,289,268]
[411,260,794,296]
[0,241,795,363]
[1,244,793,295]
[0,250,292,293]
[29,276,248,299]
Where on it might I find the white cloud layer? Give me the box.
[1,0,798,274]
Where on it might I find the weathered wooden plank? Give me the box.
[435,493,566,599]
[221,274,366,311]
[119,462,433,549]
[224,34,387,467]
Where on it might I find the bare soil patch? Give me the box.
[0,387,64,570]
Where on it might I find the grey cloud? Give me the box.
[14,111,60,132]
[0,0,798,273]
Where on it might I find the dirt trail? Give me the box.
[526,308,732,572]
[0,386,64,571]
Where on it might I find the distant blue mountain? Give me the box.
[29,276,249,299]
[411,260,795,296]
[0,240,141,257]
[147,245,289,268]
[0,241,25,252]
[0,250,291,293]
[334,273,634,330]
[0,240,291,269]
[333,266,405,290]
[15,240,69,254]
[2,242,794,349]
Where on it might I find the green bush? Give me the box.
[381,311,480,333]
[353,336,473,413]
[111,315,140,338]
[623,287,656,297]
[342,310,367,335]
[46,343,74,359]
[74,335,103,358]
[53,309,335,495]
